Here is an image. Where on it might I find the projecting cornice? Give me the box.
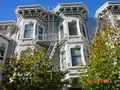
[16,3,88,22]
[95,1,120,18]
[53,2,88,20]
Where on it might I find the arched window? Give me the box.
[24,22,34,38]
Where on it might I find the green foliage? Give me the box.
[80,17,120,90]
[1,49,63,90]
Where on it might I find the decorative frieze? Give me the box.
[16,3,88,22]
[97,3,120,19]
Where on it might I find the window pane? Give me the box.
[72,56,82,66]
[24,30,33,38]
[71,48,82,66]
[71,48,81,56]
[60,25,64,39]
[24,24,33,38]
[82,25,86,38]
[38,26,43,34]
[38,26,43,40]
[68,22,78,35]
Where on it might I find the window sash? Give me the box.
[71,48,82,66]
[82,25,86,38]
[68,22,78,35]
[72,56,82,66]
[24,24,34,38]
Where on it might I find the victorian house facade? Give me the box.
[96,1,120,28]
[1,1,120,89]
[0,2,89,89]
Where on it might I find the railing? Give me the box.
[36,33,88,43]
[37,34,58,41]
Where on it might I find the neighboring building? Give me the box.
[0,2,89,89]
[0,21,17,81]
[95,1,120,28]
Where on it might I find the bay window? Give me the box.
[71,48,82,66]
[24,23,34,38]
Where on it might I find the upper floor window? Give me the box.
[82,25,86,38]
[0,43,5,61]
[24,23,34,38]
[38,26,43,40]
[60,25,64,39]
[68,21,78,36]
[71,48,82,66]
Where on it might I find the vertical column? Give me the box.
[33,22,37,39]
[65,43,71,68]
[81,46,86,65]
[63,20,69,37]
[76,20,82,36]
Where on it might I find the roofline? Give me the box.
[16,2,88,14]
[16,4,48,14]
[0,20,16,25]
[95,1,120,18]
[53,2,88,13]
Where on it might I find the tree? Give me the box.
[1,48,63,90]
[80,16,120,90]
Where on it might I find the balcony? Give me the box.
[36,34,58,41]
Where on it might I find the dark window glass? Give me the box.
[68,22,78,35]
[60,25,64,39]
[71,48,82,66]
[82,25,86,38]
[38,26,43,40]
[0,44,5,61]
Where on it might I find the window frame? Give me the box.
[24,22,34,38]
[36,23,45,40]
[82,24,87,38]
[71,48,82,66]
[68,21,78,36]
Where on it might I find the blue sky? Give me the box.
[0,0,119,21]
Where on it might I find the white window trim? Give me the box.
[22,22,36,39]
[67,19,81,36]
[70,47,82,66]
[59,24,64,40]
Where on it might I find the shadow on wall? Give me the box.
[88,17,97,44]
